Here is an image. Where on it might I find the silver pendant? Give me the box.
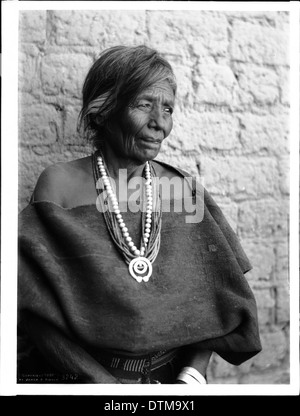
[129,257,152,283]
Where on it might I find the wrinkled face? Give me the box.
[107,80,175,163]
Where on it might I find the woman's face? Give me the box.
[107,79,175,163]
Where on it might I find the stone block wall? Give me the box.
[18,9,290,384]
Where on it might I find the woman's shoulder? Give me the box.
[152,159,196,198]
[152,159,192,180]
[32,156,95,207]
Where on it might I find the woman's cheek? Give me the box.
[122,111,145,137]
[165,118,173,137]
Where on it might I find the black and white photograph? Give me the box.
[1,1,299,399]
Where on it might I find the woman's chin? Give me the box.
[134,144,162,162]
[138,151,160,163]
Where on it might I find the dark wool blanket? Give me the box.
[18,172,261,383]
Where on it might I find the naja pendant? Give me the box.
[129,257,152,283]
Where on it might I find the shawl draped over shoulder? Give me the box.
[18,161,261,383]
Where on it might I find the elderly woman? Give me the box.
[18,45,261,384]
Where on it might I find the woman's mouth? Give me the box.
[138,137,162,148]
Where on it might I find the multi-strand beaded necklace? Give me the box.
[93,152,162,282]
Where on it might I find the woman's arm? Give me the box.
[176,348,212,384]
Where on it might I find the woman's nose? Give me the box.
[148,107,166,130]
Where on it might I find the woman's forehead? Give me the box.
[137,80,175,103]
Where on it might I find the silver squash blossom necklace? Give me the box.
[96,154,162,283]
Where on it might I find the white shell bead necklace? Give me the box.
[96,155,157,283]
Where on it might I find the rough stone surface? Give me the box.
[276,285,290,324]
[147,11,228,58]
[200,156,279,198]
[239,113,289,156]
[19,101,64,145]
[41,53,93,97]
[241,239,276,282]
[230,20,289,65]
[18,10,291,384]
[238,199,289,238]
[253,331,288,370]
[173,111,241,152]
[194,63,238,106]
[274,240,290,284]
[234,63,280,106]
[19,11,47,44]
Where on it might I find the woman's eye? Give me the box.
[164,107,173,115]
[134,103,173,116]
[137,103,152,111]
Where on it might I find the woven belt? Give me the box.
[94,348,178,374]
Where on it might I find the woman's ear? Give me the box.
[105,115,118,135]
[94,114,104,126]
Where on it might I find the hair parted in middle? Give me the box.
[78,45,177,148]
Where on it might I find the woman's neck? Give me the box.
[100,144,146,183]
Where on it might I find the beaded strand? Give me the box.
[97,155,153,257]
[94,152,162,269]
